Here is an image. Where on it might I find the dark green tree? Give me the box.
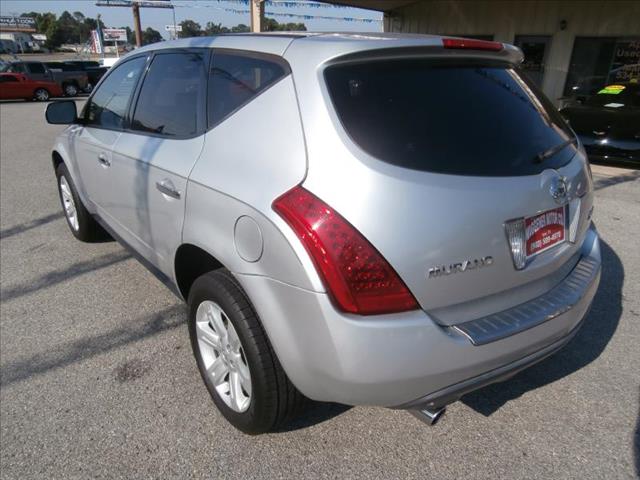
[231,24,250,33]
[142,27,163,45]
[178,19,202,38]
[204,22,229,35]
[119,26,136,44]
[262,18,306,31]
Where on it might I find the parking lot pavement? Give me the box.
[1,100,639,480]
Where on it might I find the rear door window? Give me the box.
[324,59,577,176]
[208,51,288,128]
[131,51,207,137]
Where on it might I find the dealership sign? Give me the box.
[0,16,36,32]
[103,28,128,42]
[90,29,103,54]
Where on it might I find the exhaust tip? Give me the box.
[410,407,446,426]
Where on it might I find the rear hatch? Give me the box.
[301,44,594,324]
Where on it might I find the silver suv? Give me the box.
[45,33,601,434]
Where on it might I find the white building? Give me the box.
[0,31,34,53]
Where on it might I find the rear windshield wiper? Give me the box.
[533,137,577,163]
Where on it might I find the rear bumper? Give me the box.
[234,226,601,408]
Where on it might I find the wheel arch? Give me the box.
[52,150,64,171]
[174,243,225,300]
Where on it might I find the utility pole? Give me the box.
[132,2,142,47]
[250,0,264,33]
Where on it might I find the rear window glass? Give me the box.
[324,59,577,176]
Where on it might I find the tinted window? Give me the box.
[131,52,206,137]
[84,56,145,129]
[0,76,18,83]
[26,63,46,74]
[325,59,576,176]
[208,51,287,127]
[8,63,26,73]
[45,62,74,71]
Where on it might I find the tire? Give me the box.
[188,269,306,434]
[33,88,50,101]
[63,83,78,97]
[55,163,107,242]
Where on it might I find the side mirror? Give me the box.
[45,100,78,125]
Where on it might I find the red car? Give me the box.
[0,72,63,101]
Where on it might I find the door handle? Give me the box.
[97,153,111,167]
[156,179,181,199]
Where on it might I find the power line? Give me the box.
[173,0,382,23]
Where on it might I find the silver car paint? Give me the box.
[52,33,601,408]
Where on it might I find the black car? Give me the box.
[62,60,109,93]
[561,83,640,167]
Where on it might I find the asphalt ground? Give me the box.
[1,99,639,479]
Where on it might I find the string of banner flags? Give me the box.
[173,0,383,24]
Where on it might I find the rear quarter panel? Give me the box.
[182,75,319,290]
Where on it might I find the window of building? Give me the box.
[564,37,640,98]
[84,56,146,130]
[131,52,207,137]
[514,35,551,87]
[208,51,288,128]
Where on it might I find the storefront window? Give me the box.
[514,35,551,87]
[564,37,640,98]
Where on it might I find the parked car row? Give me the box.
[0,59,108,101]
[0,72,62,101]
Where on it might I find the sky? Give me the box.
[0,0,383,38]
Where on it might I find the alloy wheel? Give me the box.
[64,84,78,97]
[34,89,49,101]
[196,300,252,413]
[59,176,79,231]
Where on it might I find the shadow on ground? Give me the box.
[0,212,64,239]
[593,169,640,190]
[0,304,185,387]
[462,240,623,416]
[0,250,131,302]
[274,402,352,433]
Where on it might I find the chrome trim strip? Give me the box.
[451,255,600,346]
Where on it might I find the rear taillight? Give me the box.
[505,218,527,270]
[442,38,503,52]
[273,186,419,315]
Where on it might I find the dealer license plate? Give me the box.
[525,206,566,258]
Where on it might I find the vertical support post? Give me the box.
[250,0,264,33]
[132,3,143,47]
[172,7,178,40]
